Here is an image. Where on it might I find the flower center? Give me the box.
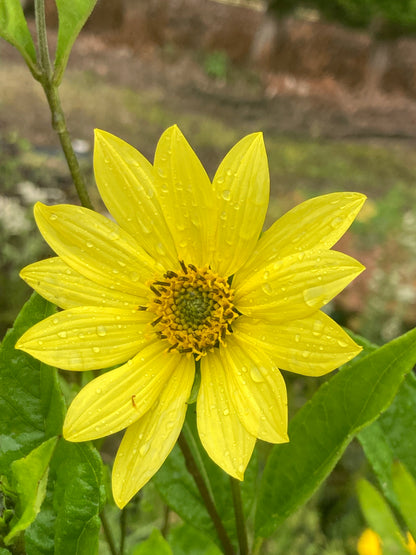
[146,262,239,359]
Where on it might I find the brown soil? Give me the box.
[3,1,416,146]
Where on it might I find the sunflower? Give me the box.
[16,125,365,507]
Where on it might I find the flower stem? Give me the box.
[33,0,94,210]
[100,510,118,555]
[230,477,249,555]
[119,507,127,555]
[178,432,236,555]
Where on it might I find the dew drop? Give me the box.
[52,317,59,325]
[263,271,270,280]
[331,217,343,228]
[86,241,93,248]
[93,346,100,353]
[58,331,67,338]
[223,408,230,416]
[221,189,231,201]
[295,334,301,342]
[216,176,225,184]
[337,340,348,347]
[250,366,264,383]
[96,325,107,337]
[96,388,102,394]
[49,213,58,221]
[140,442,150,456]
[262,282,273,295]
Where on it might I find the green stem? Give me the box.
[100,511,118,555]
[33,0,94,210]
[252,536,264,555]
[34,0,52,77]
[119,507,127,555]
[178,432,236,555]
[230,477,249,555]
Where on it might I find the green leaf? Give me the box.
[168,523,222,555]
[54,0,97,85]
[0,293,104,553]
[392,461,416,542]
[153,406,257,548]
[0,293,65,477]
[131,529,173,555]
[357,478,409,555]
[0,0,37,69]
[359,372,416,509]
[255,327,416,538]
[4,437,57,545]
[25,440,105,555]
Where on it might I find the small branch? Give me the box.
[33,0,94,210]
[178,432,236,555]
[100,511,118,555]
[230,477,249,555]
[34,0,52,77]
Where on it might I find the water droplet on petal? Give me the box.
[221,190,231,201]
[86,241,93,248]
[93,346,100,353]
[250,366,264,383]
[58,331,67,338]
[223,408,230,416]
[49,213,58,221]
[262,282,273,295]
[140,442,150,456]
[97,325,107,337]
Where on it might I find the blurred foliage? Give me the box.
[268,0,416,35]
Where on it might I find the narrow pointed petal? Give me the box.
[34,203,162,297]
[221,336,288,443]
[112,356,195,508]
[153,125,215,266]
[20,257,143,310]
[94,130,178,268]
[234,311,362,376]
[234,192,366,284]
[210,133,269,277]
[234,249,364,322]
[15,306,153,371]
[63,341,183,441]
[198,350,256,479]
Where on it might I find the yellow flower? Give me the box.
[357,529,382,555]
[16,126,365,508]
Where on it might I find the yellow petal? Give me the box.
[210,133,269,277]
[221,336,288,443]
[112,355,195,508]
[20,257,143,310]
[234,192,366,283]
[234,249,364,322]
[234,311,362,376]
[15,306,152,371]
[153,125,215,266]
[34,203,162,296]
[63,341,183,441]
[198,350,256,479]
[94,130,178,269]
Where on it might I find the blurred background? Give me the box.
[1,0,416,552]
